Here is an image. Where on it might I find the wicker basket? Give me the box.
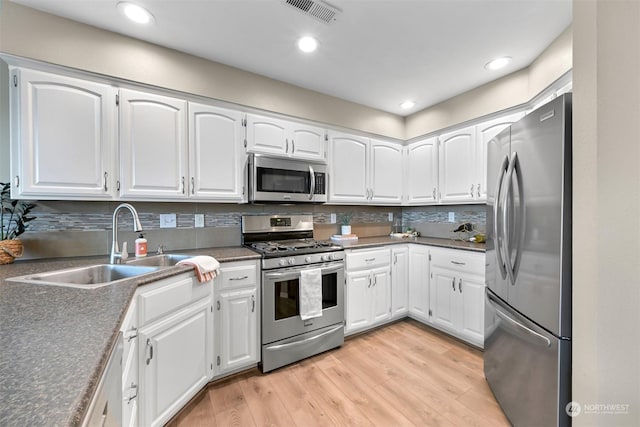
[0,239,23,265]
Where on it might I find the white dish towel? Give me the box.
[299,268,323,320]
[177,256,220,283]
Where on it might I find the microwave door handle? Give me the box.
[309,165,315,200]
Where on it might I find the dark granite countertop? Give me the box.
[0,246,259,427]
[334,235,486,252]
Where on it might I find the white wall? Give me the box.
[0,0,405,139]
[573,1,640,425]
[405,26,573,139]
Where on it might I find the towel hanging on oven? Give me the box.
[300,268,323,320]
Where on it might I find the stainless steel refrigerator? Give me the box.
[484,94,572,427]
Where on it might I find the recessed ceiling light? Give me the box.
[485,56,512,70]
[117,2,155,24]
[297,36,318,53]
[400,100,416,110]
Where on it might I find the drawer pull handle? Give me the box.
[365,258,376,262]
[451,261,466,266]
[230,275,249,281]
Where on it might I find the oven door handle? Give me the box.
[263,325,343,351]
[264,263,343,279]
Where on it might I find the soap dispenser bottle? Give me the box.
[135,233,148,257]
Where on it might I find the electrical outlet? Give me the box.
[160,213,177,228]
[194,214,204,228]
[388,212,394,222]
[448,212,455,223]
[330,213,336,224]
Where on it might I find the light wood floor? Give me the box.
[167,319,509,426]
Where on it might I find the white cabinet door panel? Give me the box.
[220,288,257,372]
[405,138,438,205]
[12,68,116,199]
[391,246,409,317]
[246,114,288,155]
[346,271,371,332]
[370,140,403,204]
[430,267,457,332]
[291,124,326,161]
[189,102,245,201]
[120,89,187,199]
[408,245,429,321]
[439,125,476,203]
[371,267,391,323]
[329,133,369,203]
[459,274,485,345]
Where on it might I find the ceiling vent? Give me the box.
[282,0,341,24]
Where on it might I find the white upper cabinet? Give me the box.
[404,137,438,205]
[10,67,117,199]
[246,114,326,162]
[188,102,246,202]
[369,139,403,204]
[119,88,188,199]
[328,132,369,203]
[475,111,525,201]
[438,125,477,204]
[329,132,402,204]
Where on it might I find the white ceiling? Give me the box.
[11,0,572,116]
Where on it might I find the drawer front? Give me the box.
[218,261,257,290]
[138,274,211,325]
[430,247,485,275]
[346,248,390,271]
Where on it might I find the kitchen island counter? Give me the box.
[0,246,259,426]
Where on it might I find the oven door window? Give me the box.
[256,167,310,194]
[274,270,338,321]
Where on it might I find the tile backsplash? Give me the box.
[9,201,486,260]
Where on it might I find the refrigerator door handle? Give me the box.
[488,293,551,347]
[493,155,509,280]
[503,152,525,285]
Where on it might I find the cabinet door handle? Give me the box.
[216,300,220,310]
[103,172,108,191]
[470,184,474,197]
[146,339,153,365]
[477,183,481,198]
[181,176,185,194]
[373,275,377,287]
[394,255,397,265]
[459,278,463,293]
[14,175,19,188]
[126,383,138,403]
[432,188,436,199]
[451,277,455,291]
[451,261,466,266]
[286,138,289,153]
[368,276,372,288]
[291,140,295,154]
[251,295,256,313]
[191,177,195,195]
[230,275,249,281]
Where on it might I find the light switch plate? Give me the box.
[330,213,336,224]
[388,212,394,222]
[448,212,455,222]
[194,214,204,228]
[160,213,177,228]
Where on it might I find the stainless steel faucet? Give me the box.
[110,203,143,264]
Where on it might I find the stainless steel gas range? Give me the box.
[242,214,345,373]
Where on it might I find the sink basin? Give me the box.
[126,254,192,267]
[8,264,162,289]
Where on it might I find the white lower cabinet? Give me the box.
[134,272,214,427]
[345,248,391,334]
[121,299,139,427]
[391,245,409,318]
[408,244,429,322]
[429,247,485,347]
[213,260,260,377]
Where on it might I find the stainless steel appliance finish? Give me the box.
[242,214,344,372]
[485,94,572,427]
[82,332,123,427]
[248,153,327,203]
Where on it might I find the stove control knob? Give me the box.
[278,259,287,267]
[321,255,329,262]
[305,256,312,263]
[288,257,296,265]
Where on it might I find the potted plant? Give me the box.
[340,212,353,235]
[1,182,36,264]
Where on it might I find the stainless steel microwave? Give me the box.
[248,153,327,203]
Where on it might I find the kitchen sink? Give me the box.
[7,264,162,289]
[125,254,191,267]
